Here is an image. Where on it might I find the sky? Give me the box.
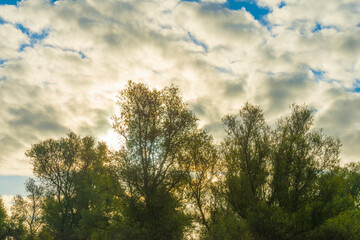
[0,0,360,198]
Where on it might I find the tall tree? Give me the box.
[269,104,340,212]
[222,103,270,219]
[220,103,352,240]
[26,133,82,239]
[73,136,123,240]
[179,129,218,234]
[112,81,197,239]
[25,178,44,239]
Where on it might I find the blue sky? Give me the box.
[0,176,28,196]
[223,0,271,23]
[0,0,360,202]
[0,0,18,5]
[182,0,272,24]
[0,0,58,4]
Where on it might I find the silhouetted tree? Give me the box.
[26,133,120,240]
[10,178,44,240]
[178,129,218,234]
[112,81,196,239]
[222,103,270,219]
[19,83,360,240]
[220,103,358,240]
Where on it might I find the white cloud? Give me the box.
[0,24,28,59]
[0,0,359,176]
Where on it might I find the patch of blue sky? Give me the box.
[62,48,86,59]
[0,175,28,196]
[310,68,325,82]
[357,23,360,28]
[16,24,49,51]
[351,79,360,93]
[180,1,271,26]
[312,23,339,33]
[223,0,271,24]
[0,0,19,5]
[78,51,86,59]
[0,0,59,5]
[0,17,6,25]
[279,1,286,8]
[310,67,343,85]
[0,59,7,66]
[310,107,319,114]
[15,23,30,35]
[216,67,230,73]
[50,0,59,5]
[43,44,87,59]
[0,76,7,82]
[187,32,208,53]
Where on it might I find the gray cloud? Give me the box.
[8,106,67,133]
[260,71,314,112]
[223,79,245,98]
[316,97,360,162]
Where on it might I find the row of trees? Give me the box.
[1,81,360,240]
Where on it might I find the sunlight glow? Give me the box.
[99,129,121,151]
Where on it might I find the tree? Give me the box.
[26,133,118,240]
[25,178,44,239]
[269,105,340,211]
[307,163,360,240]
[178,129,218,236]
[9,179,43,240]
[21,81,360,240]
[0,198,10,240]
[220,103,354,240]
[26,133,82,239]
[265,105,342,239]
[112,81,197,239]
[202,209,253,240]
[9,195,28,240]
[73,137,123,240]
[222,103,270,219]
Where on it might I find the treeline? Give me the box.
[1,81,360,240]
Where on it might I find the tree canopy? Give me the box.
[2,81,360,240]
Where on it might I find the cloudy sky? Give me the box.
[0,0,360,198]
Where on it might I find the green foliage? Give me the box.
[270,105,341,213]
[0,198,9,239]
[221,103,357,240]
[112,81,196,239]
[116,190,190,240]
[203,209,253,240]
[10,195,29,240]
[9,179,44,240]
[17,83,360,240]
[310,209,360,240]
[179,129,219,233]
[26,133,121,240]
[223,103,270,218]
